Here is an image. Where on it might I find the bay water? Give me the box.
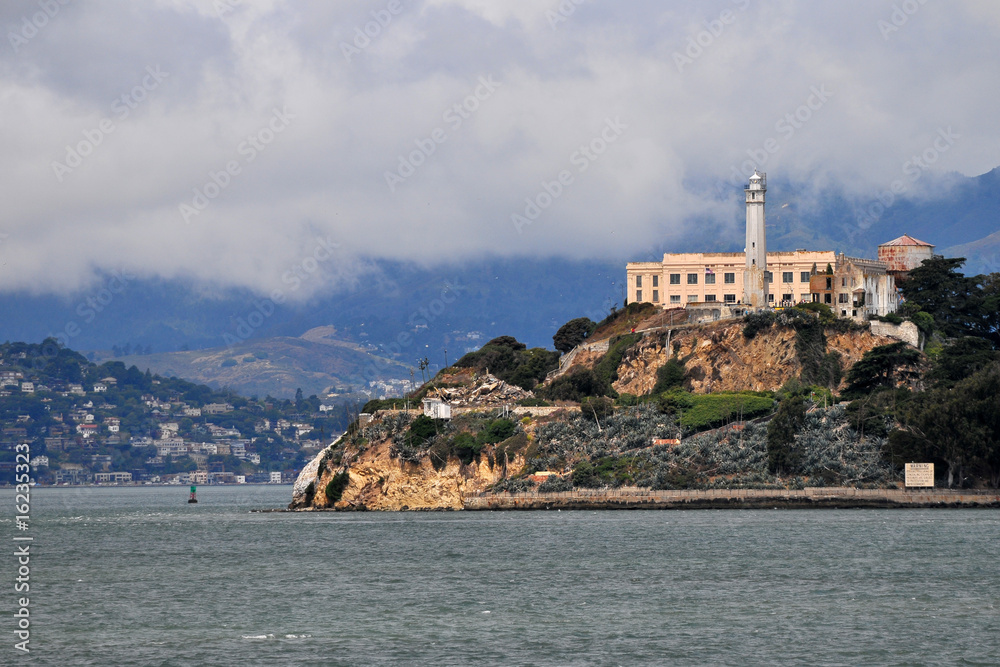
[3,485,998,665]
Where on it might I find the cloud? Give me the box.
[2,0,999,297]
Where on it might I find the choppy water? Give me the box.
[2,485,998,666]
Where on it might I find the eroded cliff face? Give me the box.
[611,320,896,395]
[290,436,523,511]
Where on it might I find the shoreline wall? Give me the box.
[464,487,1000,510]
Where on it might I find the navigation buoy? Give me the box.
[188,485,198,503]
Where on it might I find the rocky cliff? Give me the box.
[605,320,896,395]
[289,412,527,511]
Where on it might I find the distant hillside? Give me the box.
[944,230,1000,276]
[103,328,410,398]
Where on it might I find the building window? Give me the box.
[705,272,716,284]
[782,272,793,283]
[670,295,681,303]
[826,277,832,289]
[767,294,774,302]
[687,273,698,285]
[800,294,810,302]
[825,293,832,304]
[724,294,736,303]
[705,295,717,302]
[800,271,811,283]
[636,275,642,288]
[688,294,698,302]
[724,272,735,284]
[652,290,659,302]
[670,274,680,285]
[764,271,773,283]
[839,293,849,303]
[636,290,642,302]
[782,294,793,303]
[842,278,847,287]
[652,275,658,287]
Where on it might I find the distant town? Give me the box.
[0,341,398,486]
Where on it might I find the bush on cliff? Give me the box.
[553,317,598,354]
[454,336,559,390]
[651,357,686,394]
[325,471,350,505]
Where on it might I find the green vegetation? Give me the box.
[325,471,350,504]
[453,336,559,390]
[656,390,774,433]
[553,317,597,354]
[843,342,922,397]
[651,357,686,394]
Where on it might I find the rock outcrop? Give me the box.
[607,320,897,396]
[289,415,526,511]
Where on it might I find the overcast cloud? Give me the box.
[2,0,999,298]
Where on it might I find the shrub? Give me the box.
[591,333,642,397]
[221,358,238,368]
[404,415,442,449]
[580,396,614,422]
[651,357,686,394]
[743,311,777,339]
[553,317,598,354]
[452,432,482,465]
[476,418,516,446]
[538,475,574,493]
[325,471,350,505]
[541,368,602,402]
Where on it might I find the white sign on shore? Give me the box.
[905,463,934,488]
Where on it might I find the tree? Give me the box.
[766,395,806,476]
[844,342,922,397]
[651,357,686,394]
[553,317,597,354]
[927,337,999,388]
[894,362,1000,488]
[896,257,983,340]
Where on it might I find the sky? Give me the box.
[2,0,1000,299]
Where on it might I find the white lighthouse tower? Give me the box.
[743,170,767,309]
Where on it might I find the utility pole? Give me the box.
[444,348,448,369]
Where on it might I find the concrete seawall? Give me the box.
[464,487,1000,510]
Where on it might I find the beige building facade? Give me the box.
[628,250,836,309]
[626,172,899,321]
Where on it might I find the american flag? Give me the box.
[705,267,714,274]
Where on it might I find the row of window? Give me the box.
[635,291,815,304]
[636,271,814,288]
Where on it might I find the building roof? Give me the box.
[880,234,934,248]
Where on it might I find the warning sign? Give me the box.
[905,463,934,488]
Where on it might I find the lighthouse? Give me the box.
[743,170,767,309]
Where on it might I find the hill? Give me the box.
[103,327,410,398]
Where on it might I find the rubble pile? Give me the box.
[430,373,533,407]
